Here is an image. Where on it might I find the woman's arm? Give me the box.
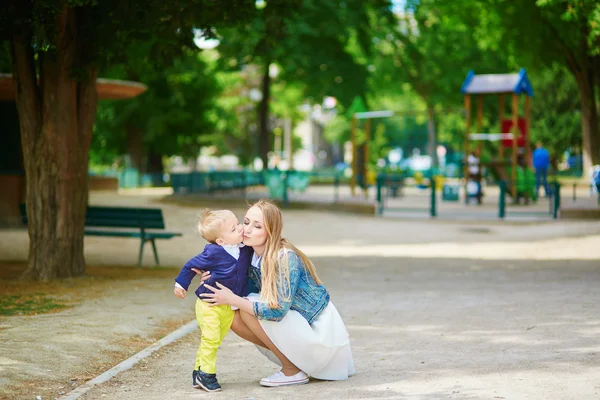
[200,282,254,314]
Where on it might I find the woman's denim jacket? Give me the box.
[249,251,330,324]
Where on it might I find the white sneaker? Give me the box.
[260,370,309,387]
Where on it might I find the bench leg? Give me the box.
[150,238,160,266]
[138,239,146,268]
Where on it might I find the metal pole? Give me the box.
[351,116,357,196]
[464,94,471,205]
[376,174,383,215]
[363,118,371,199]
[511,94,519,199]
[553,182,560,219]
[430,175,437,218]
[283,171,289,208]
[498,94,505,160]
[242,171,247,198]
[284,118,292,168]
[334,172,340,203]
[498,180,506,219]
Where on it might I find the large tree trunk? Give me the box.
[573,64,600,175]
[257,63,272,169]
[562,35,600,175]
[11,7,98,280]
[579,83,600,173]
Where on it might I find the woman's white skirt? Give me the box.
[247,293,355,380]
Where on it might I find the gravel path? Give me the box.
[80,257,600,400]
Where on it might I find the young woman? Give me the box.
[199,199,354,387]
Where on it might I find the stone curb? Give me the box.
[57,320,197,400]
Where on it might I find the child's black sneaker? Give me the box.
[192,370,201,389]
[192,369,222,392]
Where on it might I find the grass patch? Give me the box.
[0,261,179,316]
[0,294,69,316]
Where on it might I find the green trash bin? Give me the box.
[287,171,310,192]
[264,171,286,198]
[442,184,460,201]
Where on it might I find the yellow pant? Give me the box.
[195,299,234,373]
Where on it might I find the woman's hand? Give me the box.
[199,282,238,306]
[191,268,211,285]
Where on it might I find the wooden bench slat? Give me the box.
[84,230,142,238]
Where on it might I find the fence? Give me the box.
[376,172,561,220]
[170,169,344,207]
[171,171,264,195]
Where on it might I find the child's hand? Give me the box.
[174,287,186,299]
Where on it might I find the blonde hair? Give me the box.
[252,199,322,309]
[197,209,233,243]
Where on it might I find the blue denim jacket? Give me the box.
[249,251,330,324]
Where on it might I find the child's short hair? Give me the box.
[198,209,232,243]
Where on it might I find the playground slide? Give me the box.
[486,162,537,201]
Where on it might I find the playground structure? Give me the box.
[461,68,535,201]
[349,109,394,196]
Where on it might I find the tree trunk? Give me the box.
[574,65,600,175]
[126,125,146,173]
[11,7,98,280]
[147,151,164,186]
[258,63,272,168]
[147,152,164,174]
[562,33,600,175]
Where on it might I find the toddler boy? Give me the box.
[174,209,252,392]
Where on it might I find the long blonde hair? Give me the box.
[253,199,322,309]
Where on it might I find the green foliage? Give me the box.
[92,49,224,166]
[1,0,261,71]
[323,115,351,144]
[0,42,11,72]
[529,63,582,159]
[216,0,394,107]
[371,121,391,164]
[375,0,513,105]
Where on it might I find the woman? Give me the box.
[198,199,354,387]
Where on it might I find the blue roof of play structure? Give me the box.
[461,68,533,96]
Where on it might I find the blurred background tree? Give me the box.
[0,0,263,280]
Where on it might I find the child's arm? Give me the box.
[174,246,218,293]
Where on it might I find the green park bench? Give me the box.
[20,204,181,267]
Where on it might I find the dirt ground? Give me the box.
[80,257,600,400]
[1,190,600,400]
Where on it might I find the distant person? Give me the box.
[592,165,600,195]
[532,142,551,197]
[467,149,482,204]
[173,209,252,392]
